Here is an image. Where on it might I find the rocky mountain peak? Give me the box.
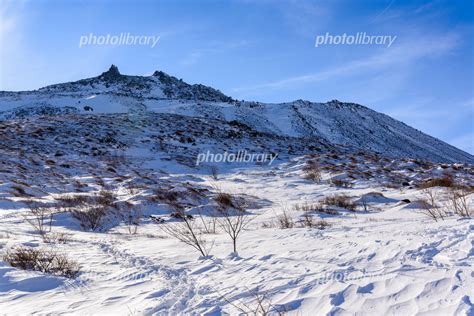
[100,64,121,81]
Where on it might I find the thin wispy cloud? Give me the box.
[386,98,470,122]
[0,0,27,90]
[0,0,28,39]
[371,0,396,23]
[233,32,459,93]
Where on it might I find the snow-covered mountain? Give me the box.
[1,65,473,315]
[0,65,472,163]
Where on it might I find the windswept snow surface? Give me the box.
[0,157,473,315]
[0,113,472,315]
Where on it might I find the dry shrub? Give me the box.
[69,190,118,231]
[43,232,71,244]
[3,247,80,278]
[198,210,218,234]
[127,212,142,235]
[159,212,213,257]
[212,191,253,253]
[96,190,117,208]
[170,211,194,220]
[118,201,142,235]
[153,190,180,203]
[72,206,107,231]
[298,214,330,230]
[331,178,353,188]
[277,211,294,229]
[294,201,339,215]
[359,192,385,211]
[11,179,31,187]
[261,220,276,229]
[23,201,54,237]
[10,185,32,197]
[158,201,213,257]
[448,188,471,218]
[419,175,455,189]
[294,201,324,213]
[384,182,402,189]
[419,188,446,221]
[216,197,253,254]
[55,194,89,209]
[302,160,322,182]
[224,287,288,315]
[322,194,357,211]
[299,213,316,228]
[214,192,233,208]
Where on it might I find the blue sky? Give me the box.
[1,0,473,153]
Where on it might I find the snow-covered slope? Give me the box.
[0,78,473,314]
[0,65,472,164]
[0,112,472,314]
[178,100,474,163]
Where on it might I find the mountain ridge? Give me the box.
[0,65,472,164]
